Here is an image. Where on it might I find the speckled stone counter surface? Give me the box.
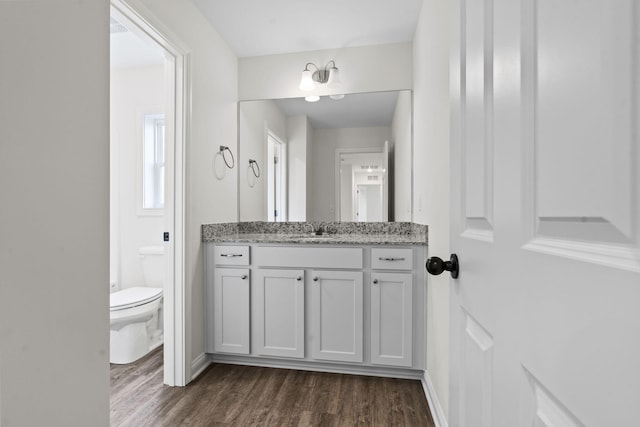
[201,222,427,246]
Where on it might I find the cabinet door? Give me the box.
[213,268,250,354]
[371,272,412,367]
[254,269,305,358]
[310,270,363,363]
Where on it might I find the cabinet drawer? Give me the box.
[254,246,363,269]
[214,245,250,265]
[371,248,413,270]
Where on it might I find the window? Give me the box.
[143,113,165,210]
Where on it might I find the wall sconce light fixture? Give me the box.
[299,60,342,92]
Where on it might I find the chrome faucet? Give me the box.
[304,222,315,235]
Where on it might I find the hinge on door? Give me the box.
[274,210,278,218]
[163,232,170,242]
[274,157,278,164]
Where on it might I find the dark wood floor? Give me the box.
[111,347,435,426]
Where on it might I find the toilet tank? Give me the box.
[139,245,165,287]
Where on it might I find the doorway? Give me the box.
[355,183,383,222]
[110,0,188,387]
[335,143,389,222]
[267,131,287,222]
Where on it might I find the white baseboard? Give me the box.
[421,371,448,427]
[211,354,424,380]
[191,353,212,381]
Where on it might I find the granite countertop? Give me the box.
[201,222,428,246]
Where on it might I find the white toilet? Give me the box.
[110,245,164,364]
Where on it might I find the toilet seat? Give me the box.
[110,287,163,311]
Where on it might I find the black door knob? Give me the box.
[426,254,459,279]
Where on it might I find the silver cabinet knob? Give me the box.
[296,276,303,281]
[313,277,319,282]
[373,279,379,284]
[240,275,247,280]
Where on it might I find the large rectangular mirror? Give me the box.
[238,90,412,222]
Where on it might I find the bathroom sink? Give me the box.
[286,233,336,240]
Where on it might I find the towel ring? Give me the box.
[249,159,261,178]
[219,145,235,169]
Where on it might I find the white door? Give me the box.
[449,1,640,426]
[370,272,412,367]
[310,270,363,363]
[254,269,305,358]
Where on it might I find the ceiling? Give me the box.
[191,0,423,58]
[272,91,400,129]
[110,17,164,69]
[111,2,420,127]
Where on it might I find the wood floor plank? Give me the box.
[111,347,435,426]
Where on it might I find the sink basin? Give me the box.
[286,233,335,240]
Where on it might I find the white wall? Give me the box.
[239,100,287,221]
[111,64,165,290]
[310,127,391,221]
[392,91,413,222]
[286,115,310,221]
[0,1,110,425]
[413,0,452,420]
[133,0,238,379]
[238,43,413,101]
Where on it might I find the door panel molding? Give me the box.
[522,237,640,273]
[461,0,495,242]
[521,0,639,270]
[524,367,585,427]
[460,308,494,427]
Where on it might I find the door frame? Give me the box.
[334,146,389,221]
[266,129,288,222]
[111,0,190,387]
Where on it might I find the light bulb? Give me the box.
[299,69,315,91]
[305,95,320,102]
[329,94,345,100]
[326,66,341,89]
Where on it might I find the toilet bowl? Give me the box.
[110,245,164,364]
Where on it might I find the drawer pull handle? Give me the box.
[313,277,319,282]
[379,257,405,261]
[221,253,243,258]
[296,276,303,281]
[373,279,379,284]
[240,275,247,280]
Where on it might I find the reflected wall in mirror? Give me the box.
[239,90,412,222]
[337,144,389,222]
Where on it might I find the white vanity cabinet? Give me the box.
[205,241,426,377]
[206,245,251,355]
[370,248,414,368]
[370,272,413,367]
[253,269,305,358]
[310,270,364,363]
[212,267,250,354]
